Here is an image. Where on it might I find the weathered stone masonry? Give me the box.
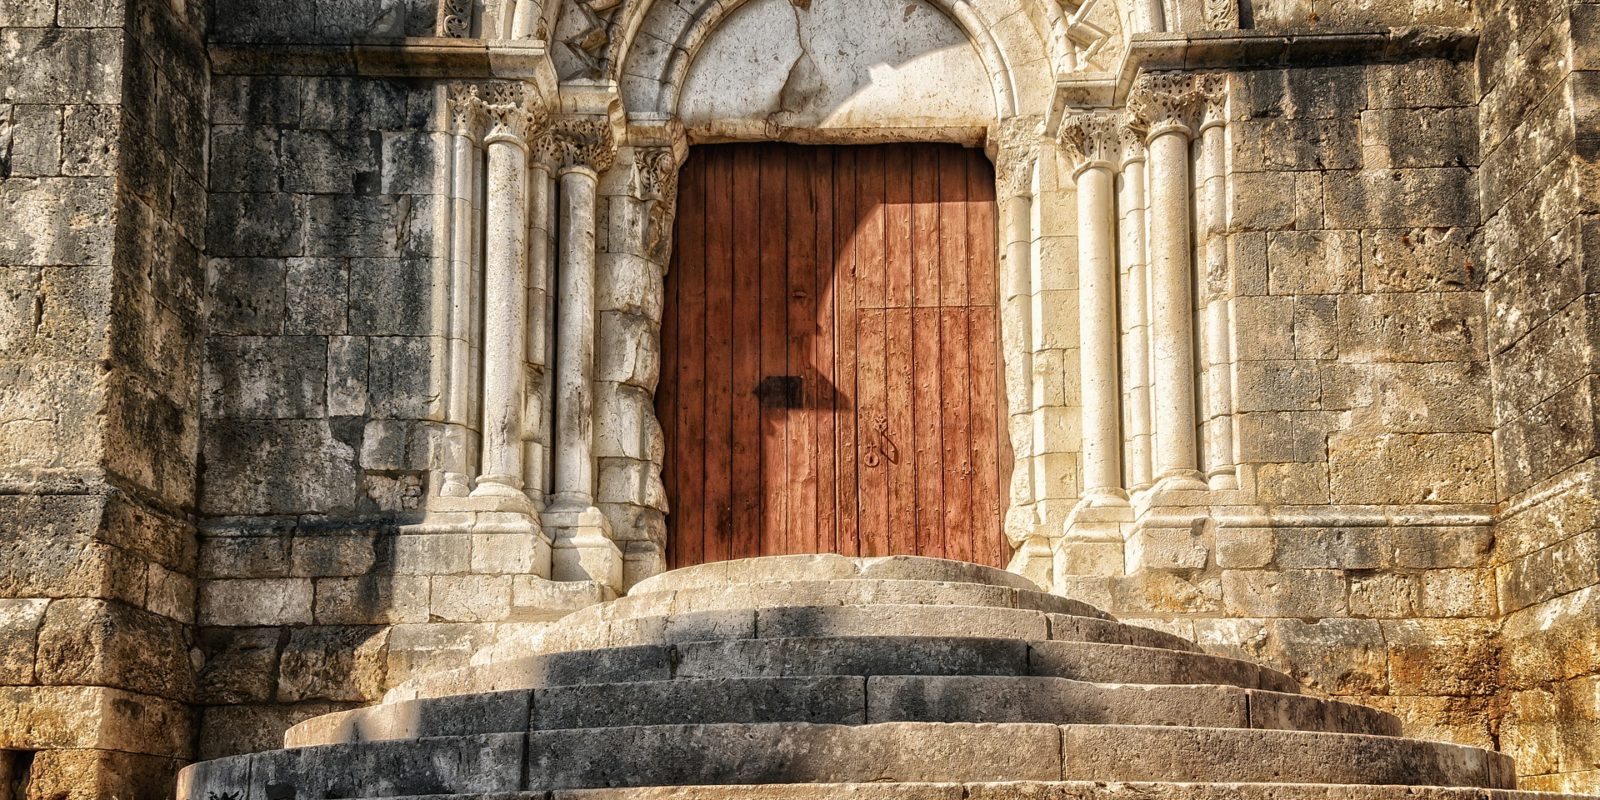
[2,0,1600,796]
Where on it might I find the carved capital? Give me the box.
[1128,71,1204,140]
[1058,111,1122,176]
[481,81,549,147]
[447,83,488,139]
[1117,119,1147,166]
[992,116,1042,199]
[1198,73,1229,133]
[543,116,617,175]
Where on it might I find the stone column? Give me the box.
[1116,122,1154,492]
[521,150,556,500]
[1135,0,1166,32]
[511,0,542,38]
[1196,74,1238,490]
[545,116,624,590]
[1130,72,1207,491]
[1059,111,1127,508]
[442,84,486,498]
[472,82,545,506]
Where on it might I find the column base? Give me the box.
[1152,471,1209,493]
[1207,469,1241,491]
[402,496,552,579]
[1005,534,1055,590]
[544,504,624,591]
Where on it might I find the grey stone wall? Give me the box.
[1479,0,1600,791]
[0,0,207,796]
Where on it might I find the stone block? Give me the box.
[1385,618,1498,696]
[207,192,305,258]
[0,0,56,26]
[538,676,866,729]
[314,574,430,625]
[277,625,390,702]
[281,129,380,194]
[1125,527,1207,572]
[430,574,512,622]
[381,130,444,196]
[199,578,313,627]
[206,258,286,335]
[1221,569,1347,618]
[0,176,116,266]
[299,76,411,132]
[1497,530,1600,614]
[1323,361,1492,434]
[1235,361,1322,412]
[306,193,428,259]
[211,75,301,126]
[1234,411,1335,462]
[1214,528,1273,569]
[199,531,292,579]
[348,256,438,335]
[1494,376,1600,496]
[197,627,280,705]
[1350,573,1420,618]
[284,256,349,334]
[25,748,184,800]
[1361,107,1479,169]
[35,598,195,701]
[290,532,378,577]
[1335,292,1486,363]
[384,622,493,688]
[59,103,119,177]
[250,732,524,798]
[1233,296,1294,360]
[393,532,470,575]
[1394,525,1493,570]
[0,598,46,683]
[1323,168,1477,229]
[202,335,327,419]
[1419,568,1497,617]
[327,334,370,416]
[1273,527,1387,570]
[1255,462,1329,505]
[1491,294,1594,423]
[2,104,61,178]
[1264,617,1388,695]
[209,125,281,193]
[1328,431,1494,504]
[201,419,361,515]
[1361,227,1478,292]
[0,28,123,104]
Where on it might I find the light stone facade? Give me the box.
[2,0,1600,796]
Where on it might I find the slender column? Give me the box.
[1116,123,1154,491]
[1197,75,1238,490]
[1136,0,1166,32]
[442,85,486,497]
[472,83,545,500]
[1060,112,1127,507]
[1130,72,1206,491]
[511,0,542,38]
[522,155,555,499]
[545,116,623,589]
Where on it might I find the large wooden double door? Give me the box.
[658,142,1009,569]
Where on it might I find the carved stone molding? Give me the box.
[438,0,473,37]
[1128,71,1205,139]
[481,81,549,146]
[1058,111,1122,176]
[1205,0,1240,30]
[992,116,1042,199]
[635,146,681,263]
[545,116,618,175]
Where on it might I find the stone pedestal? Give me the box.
[544,504,624,590]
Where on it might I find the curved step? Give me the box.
[629,555,1041,595]
[384,637,1297,703]
[271,784,1593,800]
[182,723,1515,800]
[286,674,1396,748]
[531,605,1198,656]
[558,579,1112,627]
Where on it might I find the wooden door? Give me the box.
[658,142,1009,569]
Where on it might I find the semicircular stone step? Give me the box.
[180,722,1516,799]
[629,555,1042,595]
[530,605,1198,656]
[298,783,1595,800]
[558,579,1112,628]
[384,637,1299,703]
[286,674,1397,748]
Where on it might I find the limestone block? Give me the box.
[1328,432,1494,504]
[537,676,867,729]
[1385,619,1498,696]
[1235,411,1336,463]
[1394,525,1493,570]
[1324,168,1477,229]
[1361,108,1479,169]
[26,748,184,800]
[211,75,301,126]
[283,256,349,335]
[306,193,431,259]
[673,636,1029,680]
[299,77,411,132]
[277,625,390,702]
[1125,528,1208,572]
[1215,528,1274,570]
[60,102,119,177]
[2,104,60,178]
[250,732,525,798]
[1274,527,1388,570]
[597,252,665,321]
[0,598,46,683]
[1367,60,1475,110]
[0,28,123,104]
[36,598,195,701]
[597,311,661,390]
[145,563,195,623]
[0,685,194,757]
[384,622,494,689]
[1350,573,1421,618]
[510,577,610,622]
[206,192,305,258]
[430,575,512,623]
[326,335,370,416]
[393,533,470,575]
[0,0,56,27]
[361,418,440,471]
[313,574,431,625]
[1420,568,1496,618]
[1265,617,1388,695]
[349,256,437,335]
[594,382,657,460]
[1491,295,1595,423]
[1496,530,1600,614]
[201,420,360,515]
[1323,362,1493,433]
[1232,118,1362,173]
[289,532,378,577]
[1493,376,1600,497]
[203,335,327,419]
[0,176,116,266]
[206,258,286,335]
[1485,218,1586,355]
[1106,571,1224,617]
[1228,171,1296,232]
[200,578,313,627]
[1336,292,1485,363]
[197,701,352,761]
[1235,361,1322,413]
[1233,296,1295,360]
[209,125,281,193]
[1255,462,1330,505]
[1267,230,1361,296]
[197,627,280,705]
[199,532,291,579]
[1221,569,1348,618]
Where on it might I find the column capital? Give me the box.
[481,80,549,148]
[1128,71,1204,140]
[1117,119,1147,167]
[991,115,1042,199]
[1198,73,1230,133]
[1058,110,1122,178]
[634,146,682,263]
[447,82,488,139]
[540,116,618,176]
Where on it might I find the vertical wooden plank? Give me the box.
[883,145,916,556]
[967,149,999,307]
[940,306,973,564]
[939,146,971,307]
[786,145,819,556]
[812,146,838,558]
[758,144,790,556]
[966,148,1004,566]
[703,147,735,564]
[833,148,861,557]
[675,150,708,570]
[730,144,764,562]
[910,147,943,559]
[658,149,688,568]
[854,146,889,557]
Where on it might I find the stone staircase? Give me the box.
[177,555,1586,800]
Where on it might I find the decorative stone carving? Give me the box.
[548,116,617,174]
[481,82,549,146]
[1128,71,1204,139]
[563,0,623,78]
[1205,0,1240,30]
[1117,119,1146,167]
[634,146,681,264]
[1057,110,1122,174]
[1198,73,1229,132]
[447,83,488,139]
[992,116,1042,198]
[439,0,473,37]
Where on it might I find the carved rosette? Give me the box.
[1198,73,1229,134]
[438,0,473,37]
[1058,111,1122,177]
[1128,71,1205,140]
[635,147,682,263]
[992,116,1042,199]
[447,83,488,139]
[481,82,549,147]
[548,116,618,175]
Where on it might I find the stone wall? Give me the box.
[1479,0,1600,791]
[0,0,207,796]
